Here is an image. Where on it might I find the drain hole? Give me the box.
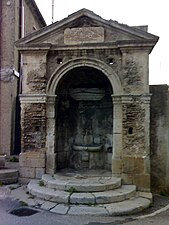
[10,207,39,217]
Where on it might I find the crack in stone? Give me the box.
[86,218,136,225]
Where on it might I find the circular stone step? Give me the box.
[27,179,151,216]
[42,174,121,192]
[0,169,18,184]
[28,180,136,205]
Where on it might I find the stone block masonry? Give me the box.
[21,103,46,151]
[19,150,46,182]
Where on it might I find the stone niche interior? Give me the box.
[55,66,113,171]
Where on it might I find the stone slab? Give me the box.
[70,193,95,204]
[43,174,121,192]
[64,27,104,44]
[105,197,150,216]
[27,180,70,203]
[19,167,35,178]
[36,168,45,179]
[68,205,109,216]
[93,185,136,204]
[50,204,69,215]
[41,201,57,210]
[0,169,18,184]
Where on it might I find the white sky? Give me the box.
[35,0,169,85]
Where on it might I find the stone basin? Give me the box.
[73,144,102,152]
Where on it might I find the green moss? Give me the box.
[9,156,19,162]
[39,180,45,187]
[67,187,77,195]
[19,201,28,206]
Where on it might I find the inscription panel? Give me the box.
[64,27,104,44]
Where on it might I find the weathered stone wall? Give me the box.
[150,85,169,193]
[121,51,149,94]
[19,150,46,183]
[122,102,145,156]
[17,12,156,190]
[121,96,150,191]
[22,52,47,94]
[21,103,46,151]
[47,49,121,81]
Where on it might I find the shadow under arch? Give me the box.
[46,57,123,95]
[45,57,123,175]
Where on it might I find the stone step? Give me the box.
[42,174,121,192]
[0,169,18,184]
[67,197,151,216]
[28,180,136,204]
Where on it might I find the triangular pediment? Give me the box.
[16,8,158,48]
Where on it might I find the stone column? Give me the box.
[46,95,57,174]
[141,94,151,189]
[19,94,47,182]
[121,94,151,192]
[111,95,123,177]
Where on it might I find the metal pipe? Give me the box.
[52,0,54,23]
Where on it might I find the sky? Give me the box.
[35,0,168,85]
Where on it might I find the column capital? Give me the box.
[46,95,57,104]
[112,94,151,104]
[111,95,122,104]
[19,94,46,104]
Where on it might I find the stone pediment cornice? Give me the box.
[15,8,159,48]
[16,39,157,54]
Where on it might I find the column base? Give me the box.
[46,153,57,175]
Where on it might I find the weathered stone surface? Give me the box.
[105,197,150,216]
[41,201,57,210]
[21,103,46,151]
[93,185,136,204]
[150,85,169,193]
[19,167,35,178]
[0,169,18,184]
[19,151,46,180]
[64,27,104,44]
[50,204,69,215]
[17,9,159,193]
[43,174,121,192]
[68,205,108,216]
[20,158,45,168]
[36,168,45,179]
[28,180,70,203]
[0,0,46,157]
[70,193,95,204]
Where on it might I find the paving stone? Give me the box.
[50,204,69,215]
[68,205,109,216]
[41,201,57,210]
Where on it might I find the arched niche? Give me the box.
[46,58,123,175]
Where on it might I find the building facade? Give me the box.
[0,0,46,156]
[16,9,159,192]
